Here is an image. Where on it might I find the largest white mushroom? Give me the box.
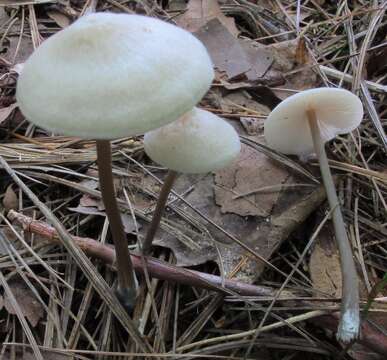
[16,12,214,310]
[265,88,363,342]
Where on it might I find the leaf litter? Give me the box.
[0,0,386,359]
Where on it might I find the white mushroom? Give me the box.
[264,87,363,342]
[142,107,241,253]
[144,107,241,174]
[16,12,214,311]
[264,88,363,157]
[16,12,214,139]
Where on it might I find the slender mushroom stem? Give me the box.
[307,109,359,342]
[96,140,137,311]
[142,170,178,255]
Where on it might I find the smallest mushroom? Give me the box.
[264,87,363,342]
[142,107,241,254]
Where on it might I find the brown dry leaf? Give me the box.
[264,38,319,98]
[295,37,309,65]
[195,19,272,80]
[150,149,325,282]
[176,0,239,37]
[68,206,138,234]
[79,194,103,208]
[3,184,18,212]
[47,10,71,28]
[0,103,17,126]
[309,227,342,298]
[214,144,289,217]
[3,280,43,327]
[310,226,368,299]
[220,90,271,115]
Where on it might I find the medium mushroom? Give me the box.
[16,12,214,310]
[142,107,241,254]
[264,87,363,342]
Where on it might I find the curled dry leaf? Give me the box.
[195,18,272,81]
[176,0,239,37]
[3,184,18,212]
[3,279,43,327]
[46,10,71,28]
[265,38,319,97]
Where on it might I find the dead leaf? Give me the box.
[214,144,289,217]
[264,39,319,98]
[195,19,272,80]
[310,226,368,299]
[68,206,138,234]
[3,279,44,327]
[47,10,71,28]
[0,103,17,125]
[148,150,325,283]
[309,227,342,298]
[3,184,18,212]
[176,0,239,37]
[79,194,103,209]
[295,37,309,65]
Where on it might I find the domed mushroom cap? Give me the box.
[144,108,241,174]
[264,88,363,156]
[16,13,214,139]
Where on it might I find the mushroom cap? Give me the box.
[264,88,363,156]
[144,108,241,174]
[16,13,214,139]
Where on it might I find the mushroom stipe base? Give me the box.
[307,109,360,342]
[96,140,138,311]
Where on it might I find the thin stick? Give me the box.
[307,109,360,342]
[96,140,137,310]
[142,170,178,254]
[7,210,275,298]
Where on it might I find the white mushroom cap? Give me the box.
[144,108,241,173]
[264,88,363,156]
[16,13,214,139]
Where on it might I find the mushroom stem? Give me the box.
[96,140,137,311]
[142,170,178,255]
[307,109,360,342]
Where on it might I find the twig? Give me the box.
[7,210,279,298]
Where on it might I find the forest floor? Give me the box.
[0,0,386,359]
